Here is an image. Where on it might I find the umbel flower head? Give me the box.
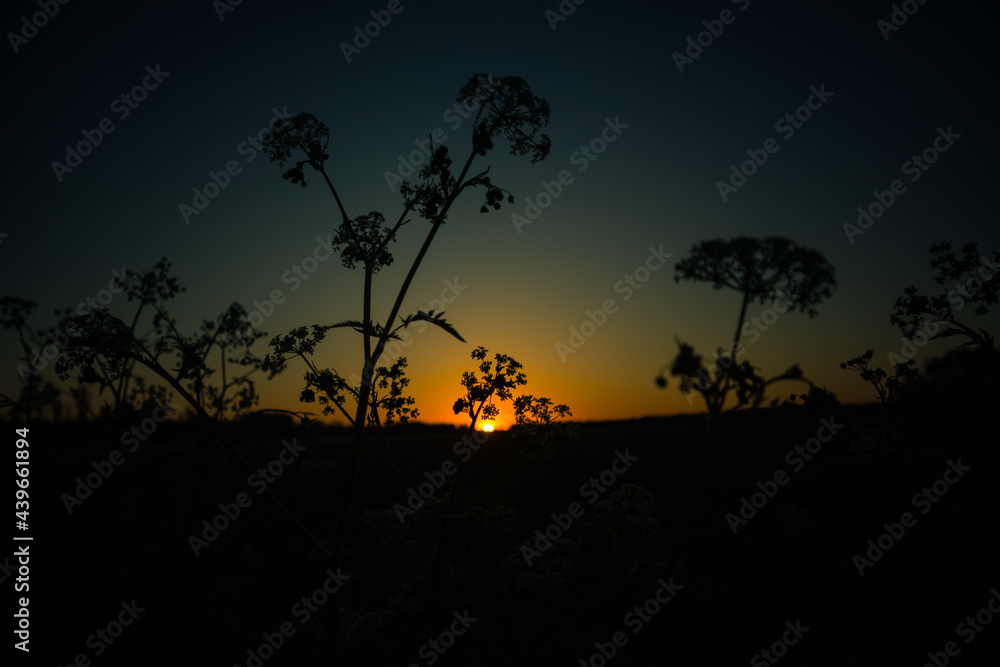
[332,211,395,273]
[261,112,331,187]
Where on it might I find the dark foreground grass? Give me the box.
[19,403,999,665]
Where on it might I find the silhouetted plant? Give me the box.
[450,347,576,490]
[655,339,818,578]
[674,236,837,357]
[44,259,328,555]
[661,235,836,423]
[1,297,40,388]
[840,349,919,446]
[890,241,998,349]
[485,395,579,499]
[657,236,836,578]
[0,296,72,423]
[451,345,527,429]
[508,393,576,462]
[447,345,570,498]
[0,376,64,423]
[663,339,809,418]
[259,74,552,589]
[262,324,421,498]
[266,325,418,428]
[840,349,919,408]
[407,345,573,620]
[52,261,270,423]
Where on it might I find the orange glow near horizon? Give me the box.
[1,282,922,428]
[242,354,877,429]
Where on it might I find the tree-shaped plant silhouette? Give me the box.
[447,346,576,496]
[663,236,836,417]
[890,241,998,350]
[674,236,837,358]
[452,346,528,429]
[444,345,528,507]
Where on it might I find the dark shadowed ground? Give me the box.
[19,394,999,666]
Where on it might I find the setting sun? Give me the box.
[482,424,494,432]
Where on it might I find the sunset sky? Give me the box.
[2,0,998,428]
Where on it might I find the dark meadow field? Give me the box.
[17,384,999,667]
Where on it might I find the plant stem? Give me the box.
[731,291,750,358]
[331,146,481,566]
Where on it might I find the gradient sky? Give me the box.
[2,0,998,428]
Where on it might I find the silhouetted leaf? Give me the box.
[402,310,466,343]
